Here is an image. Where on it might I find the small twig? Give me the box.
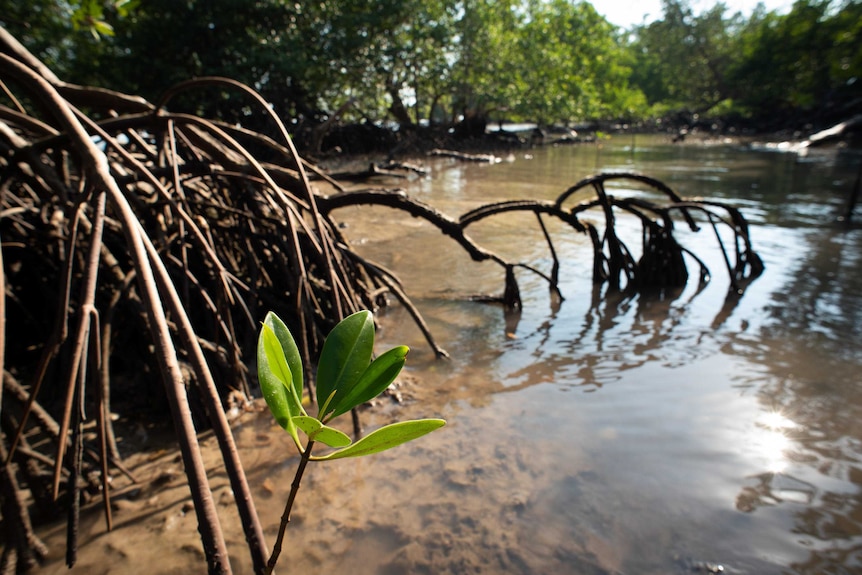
[351,409,362,437]
[54,191,106,500]
[265,441,315,575]
[65,333,86,568]
[94,314,113,532]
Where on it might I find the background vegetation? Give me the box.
[2,0,860,140]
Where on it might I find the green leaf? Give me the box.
[292,416,352,448]
[263,312,304,401]
[113,0,141,18]
[257,316,306,451]
[316,311,375,417]
[258,324,300,447]
[311,419,445,461]
[93,21,115,37]
[327,345,409,420]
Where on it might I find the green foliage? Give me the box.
[450,0,645,124]
[0,0,137,85]
[257,310,444,574]
[70,0,138,38]
[629,0,742,113]
[315,311,376,418]
[312,419,447,460]
[513,0,645,123]
[313,0,460,124]
[328,345,409,420]
[4,0,858,130]
[291,416,352,448]
[726,0,862,122]
[257,317,305,449]
[3,0,646,126]
[629,0,861,125]
[257,310,445,459]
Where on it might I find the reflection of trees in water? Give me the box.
[766,227,862,363]
[498,219,862,573]
[734,225,862,573]
[506,221,862,395]
[735,471,816,512]
[503,280,723,391]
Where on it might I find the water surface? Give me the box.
[315,136,862,575]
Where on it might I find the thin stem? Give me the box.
[265,441,315,575]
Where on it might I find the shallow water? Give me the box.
[313,137,862,574]
[39,136,862,574]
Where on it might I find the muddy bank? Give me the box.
[33,369,611,575]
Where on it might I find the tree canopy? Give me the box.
[629,0,862,128]
[1,0,860,137]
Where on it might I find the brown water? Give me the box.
[39,137,862,574]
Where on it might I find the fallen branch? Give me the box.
[429,148,500,163]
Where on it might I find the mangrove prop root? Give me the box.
[0,27,763,574]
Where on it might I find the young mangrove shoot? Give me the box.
[257,310,446,574]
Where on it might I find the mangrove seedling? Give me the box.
[257,310,446,574]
